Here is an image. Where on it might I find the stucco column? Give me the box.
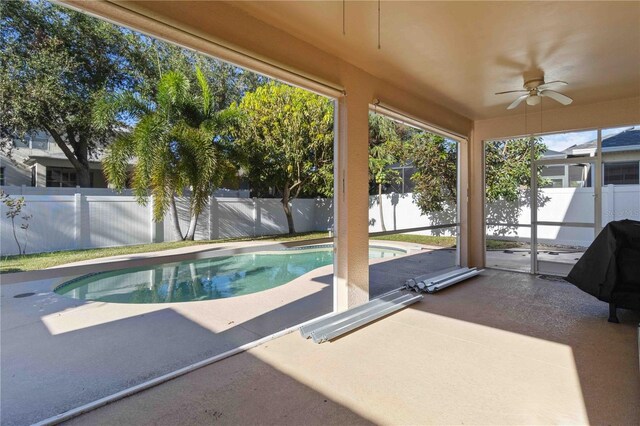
[468,127,486,268]
[457,136,470,267]
[334,89,370,311]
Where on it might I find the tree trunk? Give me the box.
[76,167,91,187]
[170,195,184,240]
[185,212,199,241]
[282,184,295,234]
[378,183,386,232]
[43,125,92,187]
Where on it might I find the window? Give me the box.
[30,131,49,150]
[0,167,5,186]
[604,162,640,185]
[46,167,77,187]
[13,138,28,148]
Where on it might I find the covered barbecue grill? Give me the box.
[566,219,640,323]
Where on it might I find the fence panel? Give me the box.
[1,195,76,255]
[603,185,640,225]
[82,196,150,248]
[215,198,255,239]
[259,199,288,235]
[164,195,211,242]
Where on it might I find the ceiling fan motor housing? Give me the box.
[524,78,545,92]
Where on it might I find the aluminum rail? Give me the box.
[300,289,422,343]
[422,269,483,293]
[406,267,483,293]
[406,267,467,289]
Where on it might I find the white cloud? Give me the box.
[540,131,597,151]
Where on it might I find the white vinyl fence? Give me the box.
[0,188,333,256]
[3,186,640,256]
[485,185,640,247]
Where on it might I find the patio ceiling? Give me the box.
[228,1,640,120]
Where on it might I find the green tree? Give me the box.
[410,135,548,233]
[0,0,154,186]
[410,133,458,215]
[368,113,404,231]
[0,191,32,255]
[231,82,334,234]
[100,67,230,240]
[484,137,547,203]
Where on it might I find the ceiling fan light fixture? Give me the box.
[526,94,541,106]
[497,77,572,110]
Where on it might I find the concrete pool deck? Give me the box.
[65,269,640,426]
[1,239,456,425]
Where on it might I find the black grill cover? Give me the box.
[566,219,640,310]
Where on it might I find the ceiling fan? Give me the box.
[496,78,573,110]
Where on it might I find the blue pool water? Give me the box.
[55,245,405,304]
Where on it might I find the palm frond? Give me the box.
[103,134,134,191]
[157,71,190,110]
[195,65,212,117]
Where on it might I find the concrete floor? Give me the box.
[486,248,586,275]
[1,240,456,426]
[64,269,639,426]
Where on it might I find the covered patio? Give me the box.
[64,269,639,425]
[7,1,640,424]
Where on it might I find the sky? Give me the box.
[540,126,635,152]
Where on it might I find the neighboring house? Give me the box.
[385,161,416,194]
[1,130,252,197]
[540,127,640,188]
[1,131,109,188]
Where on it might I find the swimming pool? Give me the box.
[54,245,405,304]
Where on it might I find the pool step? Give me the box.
[405,267,483,293]
[300,289,423,343]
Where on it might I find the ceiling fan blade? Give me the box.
[495,89,528,95]
[537,80,568,91]
[540,89,573,105]
[507,94,529,110]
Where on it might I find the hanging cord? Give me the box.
[524,102,528,138]
[342,0,346,35]
[377,0,381,49]
[539,96,543,134]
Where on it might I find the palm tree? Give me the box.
[100,67,229,240]
[368,113,403,232]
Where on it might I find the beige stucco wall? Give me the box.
[468,96,640,267]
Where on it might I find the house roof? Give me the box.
[602,128,640,149]
[542,127,640,158]
[25,155,105,170]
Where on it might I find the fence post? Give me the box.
[74,191,82,249]
[253,197,261,237]
[609,184,615,221]
[146,195,164,243]
[209,196,219,240]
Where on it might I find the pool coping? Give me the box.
[0,238,426,286]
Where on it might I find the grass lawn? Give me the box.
[0,231,329,273]
[372,234,457,248]
[485,239,527,250]
[0,231,525,273]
